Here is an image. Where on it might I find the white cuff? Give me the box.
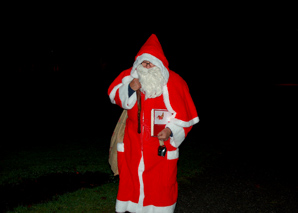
[118,82,137,109]
[166,122,185,148]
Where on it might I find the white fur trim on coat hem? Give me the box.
[116,199,176,213]
[116,200,137,212]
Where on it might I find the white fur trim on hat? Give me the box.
[130,53,169,84]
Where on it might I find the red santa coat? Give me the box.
[108,34,199,213]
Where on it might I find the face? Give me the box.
[141,60,155,69]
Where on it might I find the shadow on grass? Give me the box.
[0,171,113,212]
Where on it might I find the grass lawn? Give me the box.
[1,134,215,212]
[0,137,111,186]
[9,183,118,212]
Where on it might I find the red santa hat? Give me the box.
[130,34,170,84]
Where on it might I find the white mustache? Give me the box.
[137,64,165,99]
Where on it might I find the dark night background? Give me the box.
[4,5,297,177]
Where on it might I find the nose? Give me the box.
[146,64,151,68]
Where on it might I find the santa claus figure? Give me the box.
[108,34,199,213]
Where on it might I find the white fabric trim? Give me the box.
[109,83,122,104]
[120,76,136,109]
[137,152,145,213]
[116,200,176,213]
[143,202,176,213]
[162,85,176,117]
[117,142,124,152]
[109,75,137,109]
[116,200,138,212]
[166,123,185,148]
[131,53,169,84]
[167,149,179,160]
[171,117,200,128]
[118,83,137,109]
[163,85,199,128]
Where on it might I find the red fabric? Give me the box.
[135,34,169,68]
[108,34,198,212]
[119,93,179,207]
[167,71,199,126]
[108,68,131,108]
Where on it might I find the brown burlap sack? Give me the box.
[109,110,128,176]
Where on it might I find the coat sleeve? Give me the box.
[164,72,199,147]
[108,68,137,109]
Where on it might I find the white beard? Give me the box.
[137,64,165,99]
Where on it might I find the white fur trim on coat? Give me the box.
[116,199,176,213]
[109,76,137,110]
[137,153,145,212]
[163,85,199,128]
[167,149,179,160]
[171,117,200,128]
[166,122,185,148]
